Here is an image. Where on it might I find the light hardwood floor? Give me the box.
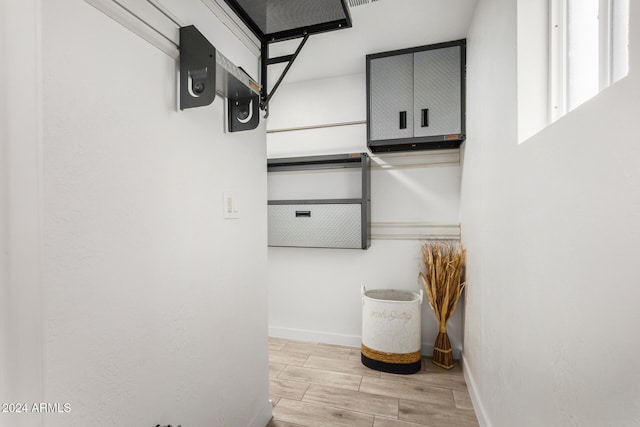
[267,337,479,427]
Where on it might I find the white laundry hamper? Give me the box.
[361,286,423,374]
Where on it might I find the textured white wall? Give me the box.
[462,1,640,426]
[2,0,270,426]
[266,74,465,355]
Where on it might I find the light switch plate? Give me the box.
[223,191,240,219]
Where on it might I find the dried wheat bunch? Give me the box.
[419,242,466,369]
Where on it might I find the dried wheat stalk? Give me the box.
[419,242,466,369]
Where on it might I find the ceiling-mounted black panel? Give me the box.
[224,0,351,43]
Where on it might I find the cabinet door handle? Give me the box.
[399,111,407,129]
[421,109,429,127]
[295,210,311,218]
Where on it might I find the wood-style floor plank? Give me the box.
[302,383,399,418]
[304,354,381,378]
[280,340,352,360]
[453,389,474,410]
[373,417,427,427]
[270,378,310,401]
[269,361,286,379]
[273,398,375,427]
[399,399,479,427]
[278,365,363,391]
[349,348,362,361]
[359,376,455,407]
[380,369,468,391]
[269,341,287,352]
[269,349,309,366]
[266,418,306,427]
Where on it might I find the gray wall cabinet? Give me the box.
[267,153,371,250]
[367,39,466,152]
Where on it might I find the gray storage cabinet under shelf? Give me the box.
[267,154,371,249]
[367,39,466,152]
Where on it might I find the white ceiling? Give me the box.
[267,0,478,86]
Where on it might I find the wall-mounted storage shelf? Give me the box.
[267,153,370,249]
[367,39,466,152]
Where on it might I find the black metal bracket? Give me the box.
[260,34,309,114]
[179,24,261,132]
[179,26,216,110]
[228,94,260,132]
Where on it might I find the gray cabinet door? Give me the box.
[268,204,362,249]
[369,53,414,141]
[413,46,462,138]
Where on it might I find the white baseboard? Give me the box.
[247,400,273,427]
[462,353,491,427]
[269,326,462,359]
[269,326,362,347]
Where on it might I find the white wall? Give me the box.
[267,74,367,157]
[2,3,45,426]
[516,0,548,142]
[2,1,270,426]
[0,0,8,406]
[462,1,640,426]
[267,74,465,356]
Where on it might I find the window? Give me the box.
[517,0,629,142]
[550,0,629,121]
